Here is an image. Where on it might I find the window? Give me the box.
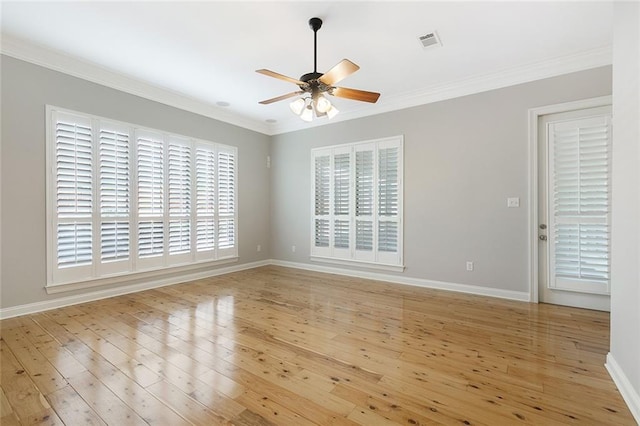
[311,136,403,269]
[47,107,237,287]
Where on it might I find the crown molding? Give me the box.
[269,45,612,135]
[0,34,271,135]
[1,34,611,136]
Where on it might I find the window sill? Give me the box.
[46,257,238,294]
[310,256,405,273]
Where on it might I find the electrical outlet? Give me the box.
[257,245,261,252]
[466,261,474,271]
[507,197,520,208]
[291,245,296,253]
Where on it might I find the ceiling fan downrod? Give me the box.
[309,17,322,74]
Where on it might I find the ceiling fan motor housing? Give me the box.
[300,72,323,83]
[299,72,331,98]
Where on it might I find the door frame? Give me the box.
[527,95,612,303]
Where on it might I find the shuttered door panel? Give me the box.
[52,111,94,283]
[217,148,237,257]
[168,140,192,263]
[137,131,165,267]
[98,124,131,274]
[549,115,610,294]
[195,145,216,259]
[354,145,375,261]
[312,153,331,256]
[377,142,401,265]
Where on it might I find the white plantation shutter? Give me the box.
[195,145,216,257]
[136,131,165,266]
[47,107,238,287]
[314,219,330,248]
[168,221,190,254]
[137,134,164,217]
[378,148,399,218]
[354,145,375,261]
[168,142,191,216]
[53,111,94,283]
[312,154,331,255]
[168,140,192,261]
[99,128,130,217]
[377,144,400,264]
[56,119,93,219]
[217,148,237,256]
[333,151,351,256]
[99,124,131,274]
[100,222,129,261]
[57,223,92,267]
[311,136,403,267]
[549,115,611,294]
[138,221,164,257]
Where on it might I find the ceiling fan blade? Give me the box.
[331,87,380,103]
[258,91,304,105]
[319,59,360,86]
[256,69,306,86]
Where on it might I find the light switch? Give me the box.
[507,197,520,208]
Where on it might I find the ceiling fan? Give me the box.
[256,17,380,121]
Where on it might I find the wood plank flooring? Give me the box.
[0,266,635,425]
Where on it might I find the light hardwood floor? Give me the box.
[0,266,635,425]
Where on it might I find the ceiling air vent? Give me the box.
[418,31,442,49]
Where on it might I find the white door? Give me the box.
[538,105,612,311]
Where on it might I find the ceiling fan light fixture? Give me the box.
[289,98,306,115]
[326,105,339,119]
[300,104,314,122]
[315,95,332,113]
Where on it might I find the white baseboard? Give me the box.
[606,353,640,423]
[0,260,270,320]
[270,259,530,302]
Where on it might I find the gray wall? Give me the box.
[0,55,271,309]
[270,66,612,293]
[610,1,640,417]
[0,56,614,306]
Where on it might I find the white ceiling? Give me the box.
[1,1,613,135]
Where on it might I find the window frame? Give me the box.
[46,105,238,289]
[310,135,404,271]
